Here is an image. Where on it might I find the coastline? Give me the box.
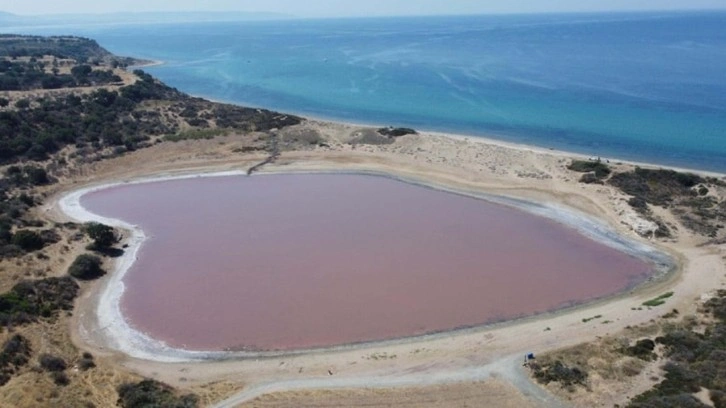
[140,64,726,177]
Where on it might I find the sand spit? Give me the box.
[58,169,674,363]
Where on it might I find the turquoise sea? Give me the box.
[6,12,726,172]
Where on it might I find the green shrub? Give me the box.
[579,173,603,184]
[625,339,657,361]
[377,127,417,137]
[0,334,31,386]
[68,254,105,280]
[117,380,199,408]
[643,292,674,307]
[568,160,611,183]
[10,230,44,251]
[0,276,78,327]
[39,354,67,372]
[85,222,117,249]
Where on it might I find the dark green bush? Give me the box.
[0,276,79,327]
[579,173,603,184]
[10,230,44,251]
[68,254,105,280]
[625,338,657,361]
[568,160,611,183]
[117,380,199,408]
[85,222,117,249]
[377,127,417,137]
[39,354,66,372]
[51,371,69,386]
[0,334,31,386]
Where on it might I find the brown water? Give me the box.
[82,174,651,351]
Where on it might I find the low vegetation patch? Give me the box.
[566,161,726,238]
[568,159,612,184]
[377,126,417,137]
[0,334,31,386]
[643,292,674,307]
[10,230,45,251]
[0,276,79,327]
[531,360,589,390]
[582,315,603,323]
[623,290,726,406]
[117,380,199,408]
[163,128,228,142]
[610,168,726,238]
[623,338,658,361]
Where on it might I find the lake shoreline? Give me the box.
[57,169,675,362]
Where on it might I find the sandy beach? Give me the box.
[48,119,726,407]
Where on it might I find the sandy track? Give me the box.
[210,355,564,408]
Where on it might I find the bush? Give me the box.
[117,380,199,408]
[39,354,67,372]
[377,127,417,137]
[10,230,44,251]
[0,276,79,327]
[0,334,32,386]
[78,352,95,371]
[78,357,96,371]
[532,360,588,388]
[51,371,70,386]
[568,160,611,175]
[85,222,117,249]
[579,173,603,184]
[625,338,657,361]
[568,160,611,183]
[68,254,105,280]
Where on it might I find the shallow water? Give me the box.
[81,174,651,351]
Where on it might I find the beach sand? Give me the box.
[47,119,726,407]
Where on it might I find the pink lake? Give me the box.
[81,174,651,351]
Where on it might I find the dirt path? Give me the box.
[209,354,566,408]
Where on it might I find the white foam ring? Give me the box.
[58,171,674,363]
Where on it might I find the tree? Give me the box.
[68,254,105,280]
[85,223,117,249]
[0,98,8,108]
